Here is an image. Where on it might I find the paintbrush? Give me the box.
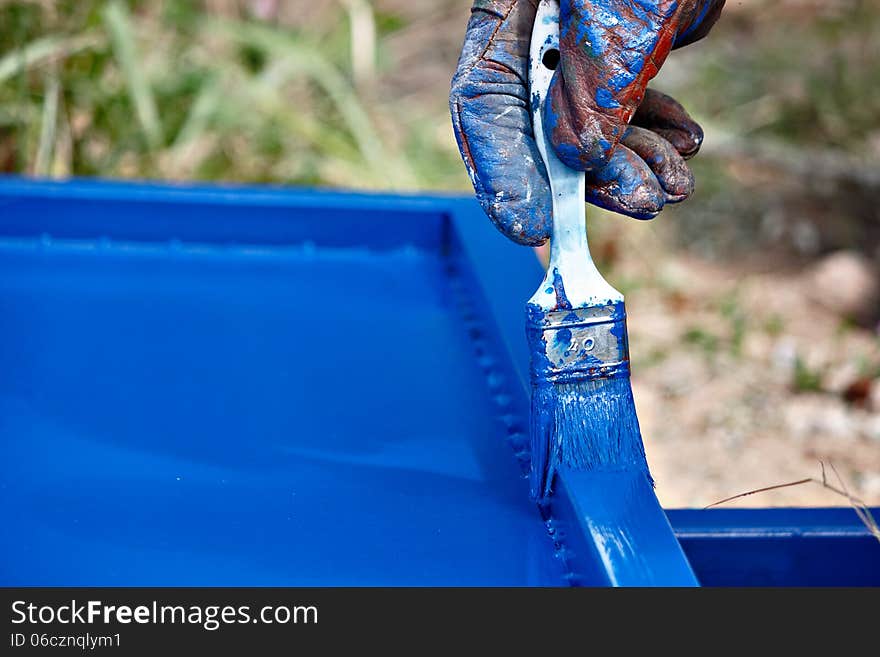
[527,0,651,500]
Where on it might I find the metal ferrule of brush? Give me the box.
[527,301,631,384]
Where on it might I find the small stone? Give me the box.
[869,381,880,414]
[864,414,880,442]
[860,473,880,499]
[824,362,860,395]
[805,250,879,322]
[843,377,873,407]
[784,395,855,441]
[866,379,880,417]
[771,337,798,375]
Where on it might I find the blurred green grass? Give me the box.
[1,0,878,263]
[0,0,467,189]
[680,0,880,152]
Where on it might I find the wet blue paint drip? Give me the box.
[526,299,651,500]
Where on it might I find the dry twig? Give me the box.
[704,461,880,544]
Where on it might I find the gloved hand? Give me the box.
[450,0,725,245]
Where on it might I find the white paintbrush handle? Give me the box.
[528,0,622,310]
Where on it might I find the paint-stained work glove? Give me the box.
[450,0,725,245]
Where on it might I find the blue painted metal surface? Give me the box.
[669,508,880,587]
[0,178,565,586]
[548,471,698,586]
[1,177,877,586]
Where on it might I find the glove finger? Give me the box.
[449,1,552,246]
[675,0,726,49]
[621,126,694,202]
[584,144,666,220]
[545,0,679,171]
[631,88,703,159]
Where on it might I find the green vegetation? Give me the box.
[676,0,880,152]
[0,0,466,188]
[683,326,720,356]
[718,290,746,357]
[657,1,880,259]
[792,356,824,393]
[762,314,786,337]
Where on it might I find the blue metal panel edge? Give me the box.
[0,176,457,250]
[0,175,467,210]
[668,508,880,586]
[552,471,698,586]
[449,202,699,586]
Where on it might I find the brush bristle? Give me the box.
[529,376,652,500]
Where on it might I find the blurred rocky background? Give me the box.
[1,0,877,507]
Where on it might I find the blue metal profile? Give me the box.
[668,507,880,586]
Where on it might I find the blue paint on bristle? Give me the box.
[529,371,651,500]
[526,295,652,501]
